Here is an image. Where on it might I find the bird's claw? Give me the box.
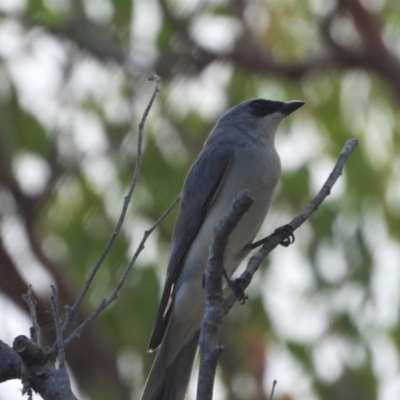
[222,269,248,304]
[203,270,248,304]
[230,278,249,304]
[274,224,295,247]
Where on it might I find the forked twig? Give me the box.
[63,194,179,348]
[61,72,161,337]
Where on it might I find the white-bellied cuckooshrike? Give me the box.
[141,98,304,400]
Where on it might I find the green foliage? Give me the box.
[0,87,49,158]
[315,365,377,400]
[286,341,313,373]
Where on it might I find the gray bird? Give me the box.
[141,98,304,400]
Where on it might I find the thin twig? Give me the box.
[222,138,358,313]
[50,286,78,399]
[62,194,180,349]
[50,286,65,367]
[21,285,40,344]
[269,380,277,400]
[61,72,161,337]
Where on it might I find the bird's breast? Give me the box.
[216,144,281,270]
[179,143,281,283]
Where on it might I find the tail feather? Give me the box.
[141,330,200,400]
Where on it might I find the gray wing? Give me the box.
[148,143,233,351]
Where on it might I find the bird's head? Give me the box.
[208,98,304,146]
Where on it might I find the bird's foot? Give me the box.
[250,224,295,249]
[203,269,248,304]
[275,224,295,247]
[223,268,248,304]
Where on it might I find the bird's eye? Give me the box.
[250,101,262,110]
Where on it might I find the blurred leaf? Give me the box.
[331,313,361,339]
[286,341,313,372]
[315,365,377,400]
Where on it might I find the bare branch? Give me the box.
[12,336,47,366]
[21,285,40,344]
[269,380,277,400]
[1,73,166,398]
[0,73,173,398]
[61,73,161,337]
[13,334,78,400]
[50,286,65,367]
[197,191,254,400]
[0,340,21,382]
[223,138,358,313]
[62,194,180,349]
[49,287,78,398]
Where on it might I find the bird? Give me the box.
[141,98,304,400]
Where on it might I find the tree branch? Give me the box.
[55,73,180,350]
[0,74,171,399]
[0,340,21,383]
[223,138,358,313]
[61,72,161,338]
[197,138,358,399]
[197,191,254,400]
[21,285,40,344]
[50,286,65,367]
[12,293,77,399]
[62,194,180,349]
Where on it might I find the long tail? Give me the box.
[141,330,200,400]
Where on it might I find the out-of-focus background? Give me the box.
[1,0,400,399]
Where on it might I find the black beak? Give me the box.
[279,101,305,116]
